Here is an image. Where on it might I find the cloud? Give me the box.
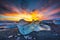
[51,12,60,17]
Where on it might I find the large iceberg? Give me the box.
[17,19,51,35]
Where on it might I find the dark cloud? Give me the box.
[0,4,12,14]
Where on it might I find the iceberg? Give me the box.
[17,19,51,35]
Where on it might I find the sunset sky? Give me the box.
[0,0,60,21]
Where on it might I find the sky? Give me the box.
[0,0,60,21]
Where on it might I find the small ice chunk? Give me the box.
[8,35,13,38]
[17,34,20,36]
[24,36,32,39]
